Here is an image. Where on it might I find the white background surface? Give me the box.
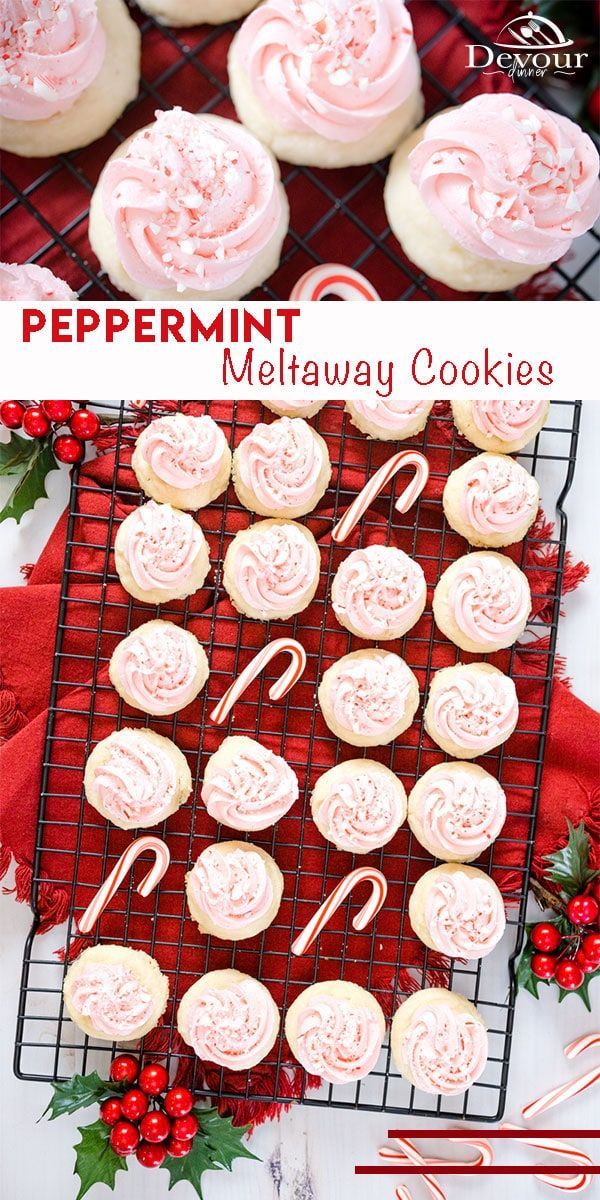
[1,401,599,1200]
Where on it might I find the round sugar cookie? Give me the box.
[285,980,385,1085]
[132,413,231,510]
[63,945,168,1042]
[177,970,280,1069]
[185,841,283,941]
[223,518,320,621]
[84,727,192,829]
[114,501,210,605]
[318,649,419,747]
[391,987,488,1095]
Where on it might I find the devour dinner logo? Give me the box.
[468,10,589,80]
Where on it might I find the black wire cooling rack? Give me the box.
[1,1,599,300]
[14,399,581,1123]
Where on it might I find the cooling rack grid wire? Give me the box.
[14,399,581,1122]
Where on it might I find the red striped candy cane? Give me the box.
[210,637,307,725]
[502,1125,593,1193]
[78,836,170,934]
[290,264,380,302]
[332,451,430,544]
[522,1030,600,1120]
[291,867,387,956]
[564,1033,600,1060]
[379,1135,493,1200]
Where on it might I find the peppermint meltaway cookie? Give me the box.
[84,727,192,830]
[201,735,299,831]
[136,0,257,25]
[89,109,289,301]
[63,945,168,1042]
[443,453,540,548]
[451,399,550,454]
[229,0,423,168]
[345,396,433,441]
[311,759,406,855]
[331,544,426,641]
[185,840,283,941]
[409,863,506,960]
[223,518,320,621]
[114,501,210,605]
[424,662,519,760]
[318,649,419,747]
[178,970,280,1070]
[109,620,209,716]
[385,95,600,293]
[0,261,76,300]
[285,980,385,1085]
[391,988,488,1095]
[433,552,531,653]
[132,413,231,511]
[407,762,506,863]
[0,0,140,158]
[233,417,331,519]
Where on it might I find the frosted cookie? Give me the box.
[132,413,231,511]
[108,620,209,716]
[89,109,288,302]
[409,863,505,960]
[407,762,506,863]
[177,970,279,1069]
[201,735,299,831]
[433,552,531,653]
[443,453,540,548]
[452,399,550,454]
[63,945,168,1042]
[186,840,283,941]
[311,759,406,854]
[84,727,192,830]
[0,0,140,158]
[318,649,419,747]
[136,0,257,25]
[331,544,426,641]
[345,396,433,442]
[391,988,488,1095]
[229,0,423,169]
[285,980,385,1085]
[385,95,600,293]
[114,501,210,605]
[233,417,331,519]
[424,662,518,760]
[0,261,76,300]
[223,518,320,621]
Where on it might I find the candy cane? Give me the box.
[564,1033,600,1060]
[502,1125,593,1193]
[380,1136,493,1200]
[210,637,307,725]
[291,867,387,956]
[78,836,170,934]
[290,264,380,302]
[332,451,430,545]
[522,1030,600,1120]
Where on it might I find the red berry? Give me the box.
[53,434,84,464]
[575,949,597,975]
[531,952,556,980]
[110,1055,139,1085]
[42,400,73,424]
[109,1121,139,1156]
[99,1098,122,1127]
[530,922,561,953]
[136,1142,167,1169]
[581,932,600,965]
[120,1088,148,1122]
[164,1087,193,1118]
[167,1138,192,1158]
[69,408,100,440]
[555,959,585,991]
[139,1111,171,1144]
[171,1114,198,1142]
[22,405,50,438]
[0,400,25,429]
[138,1064,169,1096]
[566,895,599,927]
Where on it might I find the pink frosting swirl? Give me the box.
[137,414,227,489]
[461,454,538,537]
[202,739,298,831]
[236,417,325,512]
[416,767,506,859]
[0,261,76,300]
[471,398,548,443]
[231,522,319,615]
[102,108,282,294]
[119,501,205,596]
[295,993,382,1084]
[316,764,404,853]
[69,963,154,1038]
[349,395,431,434]
[187,978,278,1068]
[402,1001,488,1095]
[409,95,600,266]
[0,0,105,121]
[234,0,419,143]
[90,729,178,826]
[113,623,201,715]
[430,665,518,755]
[328,651,415,739]
[188,845,274,930]
[447,554,531,649]
[332,545,425,638]
[423,870,506,959]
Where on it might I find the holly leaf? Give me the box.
[0,431,38,476]
[544,821,599,897]
[0,439,59,525]
[73,1118,127,1200]
[42,1071,122,1121]
[515,934,542,999]
[557,968,600,1012]
[160,1108,257,1196]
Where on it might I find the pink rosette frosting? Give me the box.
[69,963,154,1038]
[114,624,200,715]
[461,455,538,537]
[430,666,518,755]
[0,261,76,300]
[332,545,425,638]
[120,501,205,595]
[409,95,600,265]
[187,978,277,1068]
[91,730,177,826]
[102,108,282,294]
[417,768,506,859]
[203,740,298,831]
[447,554,531,649]
[471,398,548,444]
[237,417,325,512]
[295,994,382,1084]
[402,1002,488,1095]
[232,523,319,614]
[423,870,506,959]
[317,766,404,853]
[349,395,431,434]
[234,0,419,143]
[0,0,106,121]
[188,846,274,930]
[329,652,414,739]
[138,414,227,489]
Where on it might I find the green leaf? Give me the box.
[73,1118,127,1200]
[0,431,39,476]
[515,934,541,999]
[0,439,59,526]
[557,968,600,1012]
[42,1071,122,1121]
[160,1108,257,1197]
[544,820,599,898]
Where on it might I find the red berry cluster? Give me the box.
[0,400,99,464]
[531,884,600,991]
[101,1056,198,1169]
